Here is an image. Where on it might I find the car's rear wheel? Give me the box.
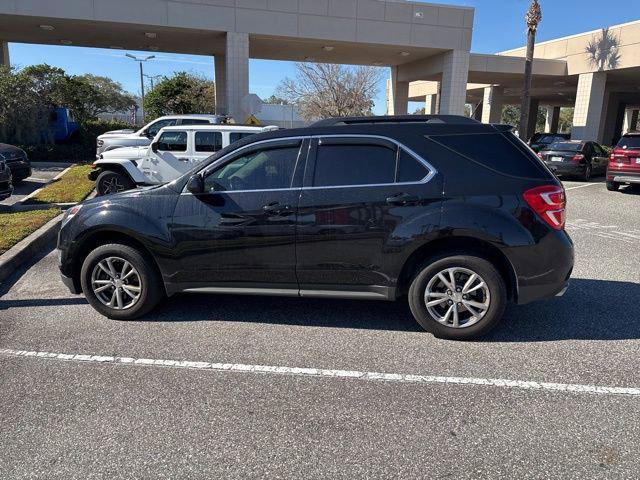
[606,180,619,191]
[80,243,164,320]
[96,170,134,196]
[408,254,507,340]
[582,164,592,181]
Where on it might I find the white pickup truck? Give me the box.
[90,124,277,195]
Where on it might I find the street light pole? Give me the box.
[126,53,155,125]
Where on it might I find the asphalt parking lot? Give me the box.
[1,178,640,478]
[0,163,70,207]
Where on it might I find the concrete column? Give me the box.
[571,72,607,141]
[424,94,437,115]
[214,55,227,116]
[622,108,639,134]
[545,106,561,133]
[224,32,249,123]
[0,41,9,67]
[526,98,540,141]
[439,50,470,115]
[481,86,504,124]
[388,66,408,115]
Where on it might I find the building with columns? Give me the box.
[398,19,640,145]
[0,0,473,124]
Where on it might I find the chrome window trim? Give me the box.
[182,133,437,195]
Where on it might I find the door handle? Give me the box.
[386,193,419,206]
[178,157,190,162]
[262,202,291,215]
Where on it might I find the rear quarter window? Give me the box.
[429,132,548,178]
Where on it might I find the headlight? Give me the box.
[97,139,104,147]
[61,204,82,227]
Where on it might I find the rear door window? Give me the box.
[313,142,397,187]
[430,132,547,178]
[397,149,429,182]
[195,131,223,152]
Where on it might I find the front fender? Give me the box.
[92,159,149,184]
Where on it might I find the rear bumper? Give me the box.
[608,171,640,184]
[545,162,585,176]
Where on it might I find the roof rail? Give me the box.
[311,115,481,127]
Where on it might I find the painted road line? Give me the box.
[1,348,640,397]
[565,183,601,191]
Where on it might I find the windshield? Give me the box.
[547,142,583,152]
[617,136,640,150]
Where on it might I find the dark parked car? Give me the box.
[0,158,13,200]
[57,116,574,340]
[529,133,570,153]
[0,143,31,183]
[538,140,608,181]
[607,132,640,191]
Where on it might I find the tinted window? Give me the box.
[538,135,566,144]
[314,144,396,187]
[398,150,429,182]
[195,132,222,152]
[180,119,211,125]
[205,146,299,192]
[432,132,546,178]
[617,136,640,150]
[548,142,583,152]
[230,132,258,144]
[147,119,177,137]
[157,131,187,152]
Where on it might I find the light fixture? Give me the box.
[304,56,316,62]
[109,45,124,49]
[321,45,334,52]
[399,51,410,57]
[39,25,55,31]
[60,39,72,45]
[372,61,383,66]
[145,32,157,39]
[148,45,159,51]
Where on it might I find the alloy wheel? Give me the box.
[91,257,142,310]
[101,176,125,194]
[424,267,491,329]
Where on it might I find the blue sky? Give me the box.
[8,0,638,115]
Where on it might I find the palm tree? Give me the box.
[519,0,542,141]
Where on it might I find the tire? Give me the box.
[582,164,592,182]
[408,254,507,340]
[80,243,164,320]
[96,170,134,196]
[606,181,619,192]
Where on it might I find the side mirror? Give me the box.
[186,174,204,194]
[151,142,159,153]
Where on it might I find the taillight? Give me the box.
[523,185,566,230]
[571,154,585,163]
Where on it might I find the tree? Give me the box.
[74,74,137,118]
[143,72,216,119]
[519,0,542,140]
[276,63,382,120]
[263,95,290,105]
[501,104,546,134]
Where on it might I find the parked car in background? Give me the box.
[60,115,574,340]
[90,124,277,195]
[95,114,230,158]
[607,132,640,191]
[529,133,571,153]
[0,159,13,200]
[538,140,608,181]
[0,143,31,184]
[50,107,80,143]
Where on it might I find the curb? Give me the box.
[0,212,63,284]
[21,166,73,204]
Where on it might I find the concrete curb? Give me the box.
[21,166,73,204]
[0,212,63,284]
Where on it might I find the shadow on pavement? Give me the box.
[0,297,87,309]
[138,277,640,341]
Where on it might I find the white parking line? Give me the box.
[1,347,640,397]
[564,183,601,191]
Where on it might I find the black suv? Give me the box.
[58,116,574,340]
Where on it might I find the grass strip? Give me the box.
[25,164,94,205]
[0,208,61,254]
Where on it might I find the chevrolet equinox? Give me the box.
[58,116,574,340]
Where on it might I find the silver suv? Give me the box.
[96,114,228,159]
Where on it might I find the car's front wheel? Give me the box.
[96,170,134,196]
[408,254,507,340]
[80,243,164,320]
[606,180,619,192]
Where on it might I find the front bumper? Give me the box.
[60,271,81,294]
